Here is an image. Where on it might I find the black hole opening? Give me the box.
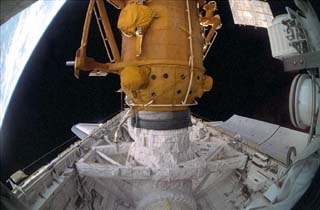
[181,74,186,79]
[163,73,169,79]
[151,92,156,97]
[177,90,182,94]
[151,75,156,80]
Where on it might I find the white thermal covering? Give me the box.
[261,137,320,210]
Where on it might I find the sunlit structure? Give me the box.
[0,0,65,128]
[229,0,273,28]
[1,0,320,210]
[267,0,320,134]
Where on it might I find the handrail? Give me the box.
[125,98,198,107]
[183,0,195,105]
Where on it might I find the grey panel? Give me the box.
[259,127,308,164]
[215,115,279,148]
[215,115,309,165]
[283,51,320,72]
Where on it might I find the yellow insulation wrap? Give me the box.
[120,66,150,95]
[116,1,218,111]
[117,3,156,36]
[203,75,213,92]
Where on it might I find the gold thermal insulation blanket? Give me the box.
[120,66,150,93]
[118,2,156,36]
[202,75,213,92]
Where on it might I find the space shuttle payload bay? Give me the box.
[1,0,320,210]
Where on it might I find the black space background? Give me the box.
[0,0,319,182]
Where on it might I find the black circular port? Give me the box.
[151,75,156,80]
[163,73,169,79]
[181,74,186,79]
[151,92,156,97]
[177,90,182,94]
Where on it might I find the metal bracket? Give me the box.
[283,51,320,72]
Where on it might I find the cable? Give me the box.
[22,135,77,172]
[19,89,126,173]
[101,110,122,123]
[21,110,122,172]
